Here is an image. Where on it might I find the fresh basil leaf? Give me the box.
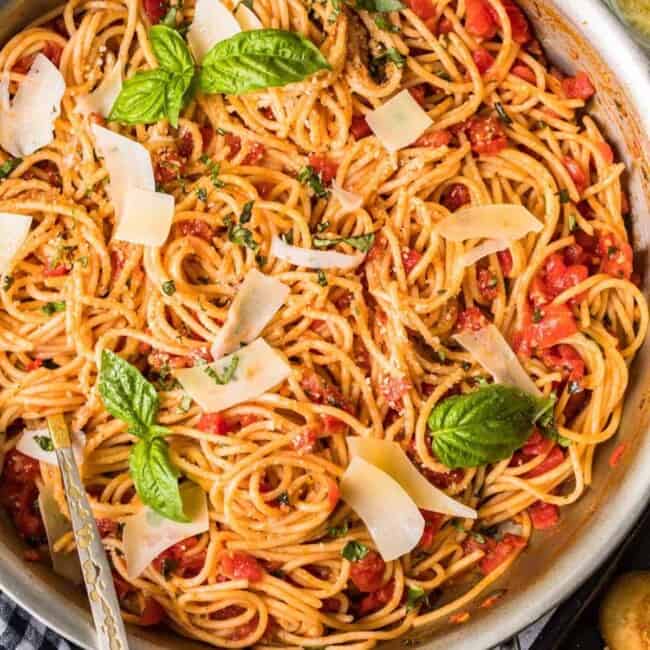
[99,350,160,437]
[150,24,194,75]
[406,585,426,611]
[0,157,21,179]
[312,233,375,253]
[200,29,331,95]
[108,69,169,124]
[297,165,330,198]
[165,70,194,127]
[161,6,178,28]
[353,0,404,11]
[129,437,188,522]
[341,540,369,561]
[428,384,540,468]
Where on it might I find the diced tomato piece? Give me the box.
[220,551,264,582]
[478,267,498,300]
[230,615,261,640]
[472,47,495,74]
[408,85,427,107]
[465,0,498,39]
[512,64,536,84]
[351,115,372,140]
[349,550,385,592]
[300,369,351,412]
[515,302,578,355]
[597,233,633,280]
[509,429,553,468]
[456,306,488,332]
[243,142,266,165]
[498,249,513,276]
[321,414,347,435]
[197,413,234,435]
[401,248,422,274]
[418,511,444,549]
[437,16,454,34]
[537,252,589,304]
[487,0,531,43]
[609,442,627,468]
[42,41,63,67]
[442,183,470,211]
[308,154,338,184]
[528,501,560,530]
[321,598,340,612]
[562,71,595,100]
[155,150,183,185]
[327,477,340,509]
[292,427,318,454]
[142,0,168,23]
[467,116,508,155]
[541,344,585,382]
[25,359,43,371]
[379,375,412,411]
[414,130,451,148]
[465,533,526,575]
[597,141,614,164]
[259,106,274,120]
[525,445,565,478]
[153,537,203,577]
[422,466,464,489]
[199,125,214,151]
[96,518,119,538]
[177,131,194,158]
[563,156,587,193]
[358,580,395,615]
[139,598,165,626]
[43,263,69,277]
[224,133,242,157]
[179,218,214,242]
[406,0,435,19]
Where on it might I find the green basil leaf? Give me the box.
[165,71,194,127]
[34,435,54,452]
[0,157,21,179]
[108,69,169,124]
[200,29,331,95]
[150,24,194,76]
[99,350,160,437]
[427,384,539,468]
[341,540,369,561]
[129,438,188,522]
[353,0,404,11]
[406,585,426,611]
[312,233,375,253]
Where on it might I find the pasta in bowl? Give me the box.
[0,0,648,648]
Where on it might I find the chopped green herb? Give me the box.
[341,540,369,562]
[42,301,66,315]
[316,220,330,233]
[461,361,472,371]
[162,280,176,296]
[202,355,239,385]
[436,70,451,81]
[199,154,224,188]
[317,270,328,286]
[297,165,330,199]
[328,521,349,538]
[532,307,543,323]
[228,222,259,251]
[406,586,426,611]
[374,15,399,31]
[0,157,21,179]
[276,491,290,506]
[34,435,54,452]
[216,127,228,136]
[313,232,375,253]
[494,102,512,125]
[240,200,254,224]
[2,275,14,291]
[557,188,570,204]
[196,187,208,202]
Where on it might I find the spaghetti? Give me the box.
[0,0,647,647]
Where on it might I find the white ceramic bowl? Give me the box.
[0,1,649,648]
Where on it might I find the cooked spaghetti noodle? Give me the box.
[0,0,647,647]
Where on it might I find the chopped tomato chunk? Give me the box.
[478,267,498,300]
[465,0,498,39]
[597,233,633,280]
[442,183,470,211]
[243,142,265,165]
[488,0,531,43]
[292,427,318,454]
[512,64,536,84]
[408,85,427,107]
[142,0,167,23]
[525,445,565,478]
[609,442,627,468]
[472,47,495,74]
[200,125,214,150]
[197,413,234,435]
[224,133,242,157]
[25,359,43,371]
[308,154,338,184]
[406,0,435,19]
[220,551,264,582]
[43,263,69,277]
[42,41,63,67]
[178,219,214,242]
[349,550,385,592]
[300,369,351,412]
[532,252,589,305]
[514,302,578,355]
[437,16,454,34]
[418,511,444,549]
[401,248,422,273]
[139,598,165,626]
[563,156,587,193]
[321,414,347,435]
[541,344,585,382]
[456,306,488,332]
[153,537,204,577]
[467,116,508,155]
[597,141,614,164]
[358,580,395,615]
[351,115,372,140]
[379,375,412,411]
[464,533,526,575]
[327,477,340,509]
[96,518,119,538]
[414,130,451,148]
[561,71,595,100]
[177,131,194,158]
[498,249,513,276]
[528,501,560,530]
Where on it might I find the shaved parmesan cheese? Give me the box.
[123,482,209,579]
[114,186,175,246]
[0,213,31,276]
[454,324,540,396]
[437,204,543,242]
[0,54,65,157]
[211,268,290,360]
[270,235,364,270]
[91,124,155,218]
[175,338,291,413]
[341,457,424,561]
[17,428,86,466]
[330,179,363,214]
[235,3,263,29]
[366,90,432,153]
[459,238,509,268]
[38,485,82,584]
[188,0,241,60]
[347,437,477,519]
[76,63,122,118]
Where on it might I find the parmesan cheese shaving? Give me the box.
[454,324,541,396]
[347,437,477,519]
[123,482,209,579]
[114,186,175,247]
[211,268,290,360]
[437,204,543,241]
[175,338,291,413]
[0,54,65,157]
[0,213,32,277]
[270,235,364,270]
[341,456,424,561]
[76,63,122,118]
[459,239,510,268]
[188,0,242,60]
[365,90,433,153]
[330,179,363,214]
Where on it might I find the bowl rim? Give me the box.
[0,2,649,649]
